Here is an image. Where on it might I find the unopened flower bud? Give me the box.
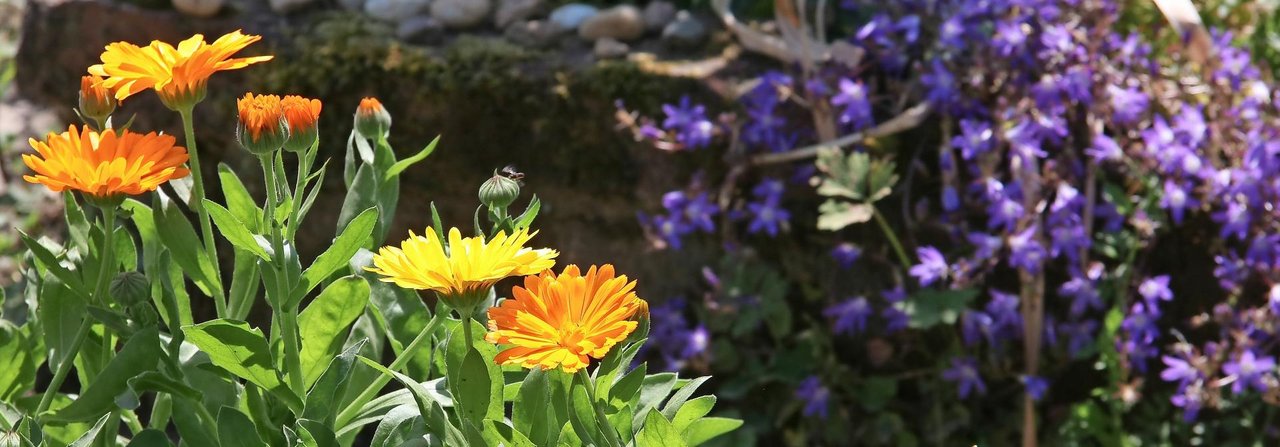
[79,75,116,124]
[128,302,159,328]
[109,271,150,307]
[479,172,521,209]
[236,93,289,155]
[281,95,322,153]
[354,97,391,140]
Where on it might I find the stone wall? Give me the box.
[16,0,734,306]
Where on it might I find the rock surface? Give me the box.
[503,19,565,48]
[269,0,313,14]
[364,0,431,23]
[661,11,706,48]
[641,1,675,32]
[547,3,597,31]
[172,0,223,17]
[397,16,446,44]
[593,37,629,59]
[430,0,492,28]
[578,5,643,41]
[493,0,542,29]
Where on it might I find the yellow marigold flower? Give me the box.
[78,75,116,123]
[486,264,647,373]
[236,93,287,155]
[280,95,322,153]
[354,97,391,139]
[368,227,558,312]
[88,30,273,110]
[22,125,190,199]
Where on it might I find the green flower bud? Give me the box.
[479,172,521,210]
[128,302,159,328]
[354,97,392,140]
[109,271,150,307]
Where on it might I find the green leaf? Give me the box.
[482,420,536,447]
[0,322,38,402]
[384,136,439,181]
[369,404,426,447]
[514,368,557,446]
[904,288,979,328]
[429,202,447,247]
[357,357,467,445]
[125,429,175,447]
[63,191,91,254]
[48,327,161,422]
[631,373,677,429]
[67,414,111,447]
[293,208,377,307]
[660,376,710,421]
[454,348,493,428]
[817,200,874,231]
[671,395,715,432]
[365,281,433,378]
[181,320,300,410]
[297,419,339,447]
[445,320,504,423]
[637,410,686,447]
[218,164,262,233]
[608,363,646,410]
[303,340,368,426]
[18,232,89,298]
[171,399,218,447]
[337,165,378,244]
[680,417,742,446]
[217,406,266,447]
[594,339,645,400]
[37,278,84,372]
[511,195,541,230]
[856,377,897,412]
[204,200,270,261]
[298,277,370,388]
[566,381,602,447]
[152,198,219,295]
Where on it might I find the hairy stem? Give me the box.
[576,368,622,447]
[335,310,445,427]
[178,107,226,317]
[261,154,304,394]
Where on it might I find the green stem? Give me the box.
[873,208,913,271]
[36,206,119,419]
[122,410,145,437]
[34,319,91,416]
[178,107,226,317]
[149,393,173,430]
[576,368,622,447]
[334,310,445,427]
[286,149,311,240]
[261,154,304,394]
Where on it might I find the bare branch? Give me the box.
[712,0,805,64]
[749,102,932,166]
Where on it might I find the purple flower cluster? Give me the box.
[644,298,710,371]
[643,190,718,250]
[745,178,790,236]
[617,0,1280,432]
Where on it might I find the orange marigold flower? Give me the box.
[354,97,391,139]
[88,30,273,110]
[236,93,287,155]
[78,75,116,123]
[281,95,322,152]
[22,125,190,198]
[486,264,647,373]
